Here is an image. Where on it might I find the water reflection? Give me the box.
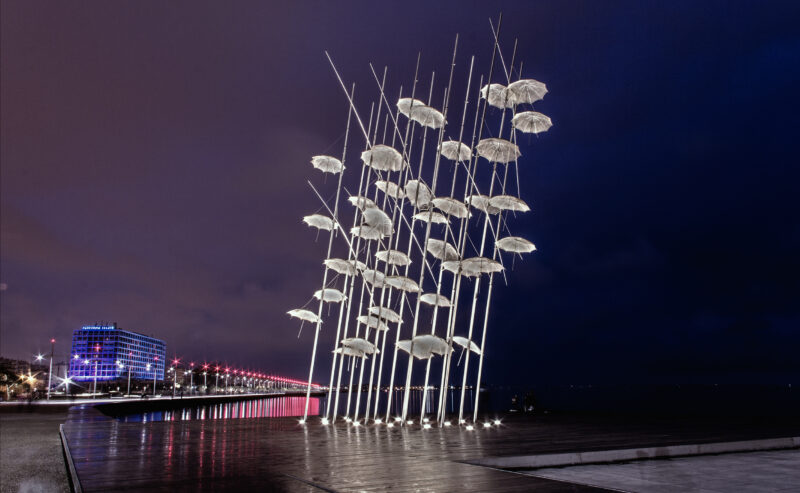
[115,395,321,422]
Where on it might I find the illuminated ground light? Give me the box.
[423,423,432,429]
[320,418,329,425]
[459,419,466,425]
[466,425,474,431]
[444,421,452,427]
[374,418,383,424]
[353,421,361,426]
[493,419,501,426]
[298,419,306,425]
[483,422,492,428]
[407,420,414,425]
[423,417,430,423]
[387,423,394,428]
[394,417,402,422]
[345,417,352,422]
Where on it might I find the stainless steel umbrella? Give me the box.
[476,138,521,163]
[374,180,406,199]
[287,309,321,324]
[420,293,451,307]
[302,214,335,231]
[465,194,501,215]
[350,225,389,241]
[412,211,449,225]
[368,305,402,324]
[360,145,407,172]
[452,336,481,355]
[480,83,514,109]
[432,197,470,219]
[313,288,347,303]
[507,79,548,105]
[361,269,387,288]
[357,315,389,332]
[405,180,433,209]
[341,337,379,355]
[496,236,536,253]
[348,195,378,210]
[439,140,472,161]
[426,239,459,261]
[324,258,367,276]
[512,111,552,134]
[375,249,411,266]
[311,155,344,174]
[489,195,530,212]
[385,275,421,293]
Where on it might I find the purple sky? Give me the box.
[2,1,799,385]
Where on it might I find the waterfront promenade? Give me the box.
[60,408,800,492]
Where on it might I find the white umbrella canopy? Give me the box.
[465,194,501,215]
[311,155,344,174]
[476,138,521,163]
[452,336,481,355]
[439,140,472,161]
[361,269,387,288]
[334,346,366,358]
[341,337,379,355]
[362,208,393,235]
[368,305,402,323]
[426,239,459,261]
[512,111,553,134]
[302,214,335,231]
[361,145,407,172]
[507,79,548,105]
[480,83,514,109]
[396,336,450,360]
[385,275,421,293]
[357,315,390,332]
[374,180,406,199]
[408,104,445,129]
[404,180,433,209]
[350,225,389,241]
[397,97,427,116]
[432,197,470,219]
[287,309,321,324]
[489,195,530,212]
[348,195,378,210]
[442,257,504,277]
[396,340,430,360]
[420,293,451,307]
[313,288,347,303]
[413,211,449,225]
[324,258,367,276]
[376,249,411,266]
[496,236,536,253]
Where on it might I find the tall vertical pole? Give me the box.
[47,338,54,400]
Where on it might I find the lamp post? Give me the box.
[215,367,220,394]
[152,355,159,396]
[202,364,208,394]
[47,338,55,400]
[172,359,179,398]
[225,370,230,393]
[189,362,194,395]
[126,351,133,396]
[93,344,100,398]
[146,363,152,395]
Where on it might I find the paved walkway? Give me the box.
[61,410,800,492]
[0,411,71,493]
[526,449,800,492]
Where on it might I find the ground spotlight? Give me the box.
[483,422,492,428]
[493,419,501,426]
[298,419,306,425]
[466,425,474,431]
[407,420,414,425]
[353,421,361,426]
[387,423,394,428]
[321,418,329,425]
[423,423,431,429]
[444,421,452,427]
[374,418,382,424]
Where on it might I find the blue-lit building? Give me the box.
[68,324,166,382]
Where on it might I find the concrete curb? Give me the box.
[472,436,800,470]
[59,424,83,493]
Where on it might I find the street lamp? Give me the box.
[152,355,159,396]
[172,358,180,398]
[189,362,194,395]
[47,339,55,400]
[215,366,220,394]
[126,351,133,396]
[92,344,100,399]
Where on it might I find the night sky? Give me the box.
[2,1,798,386]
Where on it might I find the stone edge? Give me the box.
[59,424,83,493]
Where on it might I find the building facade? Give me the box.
[68,324,166,382]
